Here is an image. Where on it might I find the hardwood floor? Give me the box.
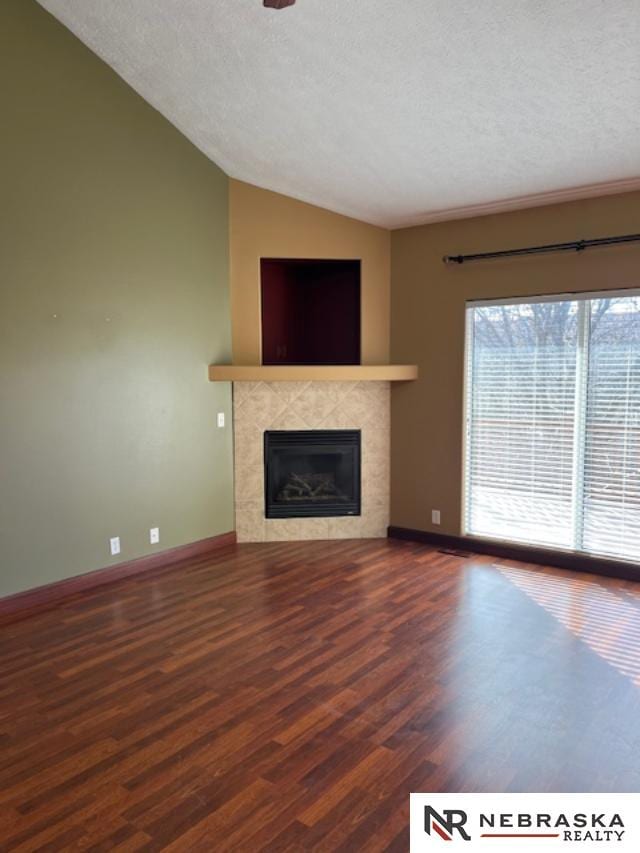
[1,539,640,851]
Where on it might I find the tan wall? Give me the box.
[229,180,391,365]
[390,191,640,535]
[0,0,233,597]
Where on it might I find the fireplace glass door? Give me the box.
[264,430,361,518]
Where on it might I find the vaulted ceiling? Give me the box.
[38,0,640,228]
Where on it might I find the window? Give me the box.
[464,291,640,562]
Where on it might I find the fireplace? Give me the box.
[264,430,361,518]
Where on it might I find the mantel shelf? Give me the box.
[208,364,418,382]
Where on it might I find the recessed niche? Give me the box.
[261,259,361,365]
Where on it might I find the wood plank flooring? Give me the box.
[1,539,640,851]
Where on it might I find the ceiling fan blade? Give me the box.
[263,0,296,8]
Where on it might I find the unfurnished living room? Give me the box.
[1,0,640,850]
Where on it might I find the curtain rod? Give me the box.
[443,232,640,265]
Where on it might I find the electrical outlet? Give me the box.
[431,510,441,525]
[150,527,160,545]
[217,412,225,428]
[110,536,120,556]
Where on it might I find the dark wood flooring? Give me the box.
[1,539,640,851]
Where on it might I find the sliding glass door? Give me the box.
[464,291,640,562]
[583,295,640,560]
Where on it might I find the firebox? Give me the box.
[264,430,361,518]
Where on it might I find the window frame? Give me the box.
[462,286,640,562]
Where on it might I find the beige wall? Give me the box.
[229,180,391,365]
[1,0,233,597]
[390,191,640,536]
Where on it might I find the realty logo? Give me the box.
[424,806,471,841]
[411,794,640,851]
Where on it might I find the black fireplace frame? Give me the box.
[264,430,361,519]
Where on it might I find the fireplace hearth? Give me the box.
[264,430,361,518]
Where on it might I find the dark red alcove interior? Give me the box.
[261,259,361,365]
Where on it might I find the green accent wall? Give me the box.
[0,0,234,597]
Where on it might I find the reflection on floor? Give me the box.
[497,563,640,685]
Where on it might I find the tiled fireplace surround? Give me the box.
[232,381,390,542]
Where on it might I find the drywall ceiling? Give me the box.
[38,0,640,228]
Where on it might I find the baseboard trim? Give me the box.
[0,531,237,619]
[387,526,640,583]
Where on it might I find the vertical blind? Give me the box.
[464,291,640,562]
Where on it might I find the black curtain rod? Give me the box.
[443,232,640,265]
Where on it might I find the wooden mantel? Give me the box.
[208,364,418,382]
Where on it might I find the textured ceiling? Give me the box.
[38,0,640,228]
